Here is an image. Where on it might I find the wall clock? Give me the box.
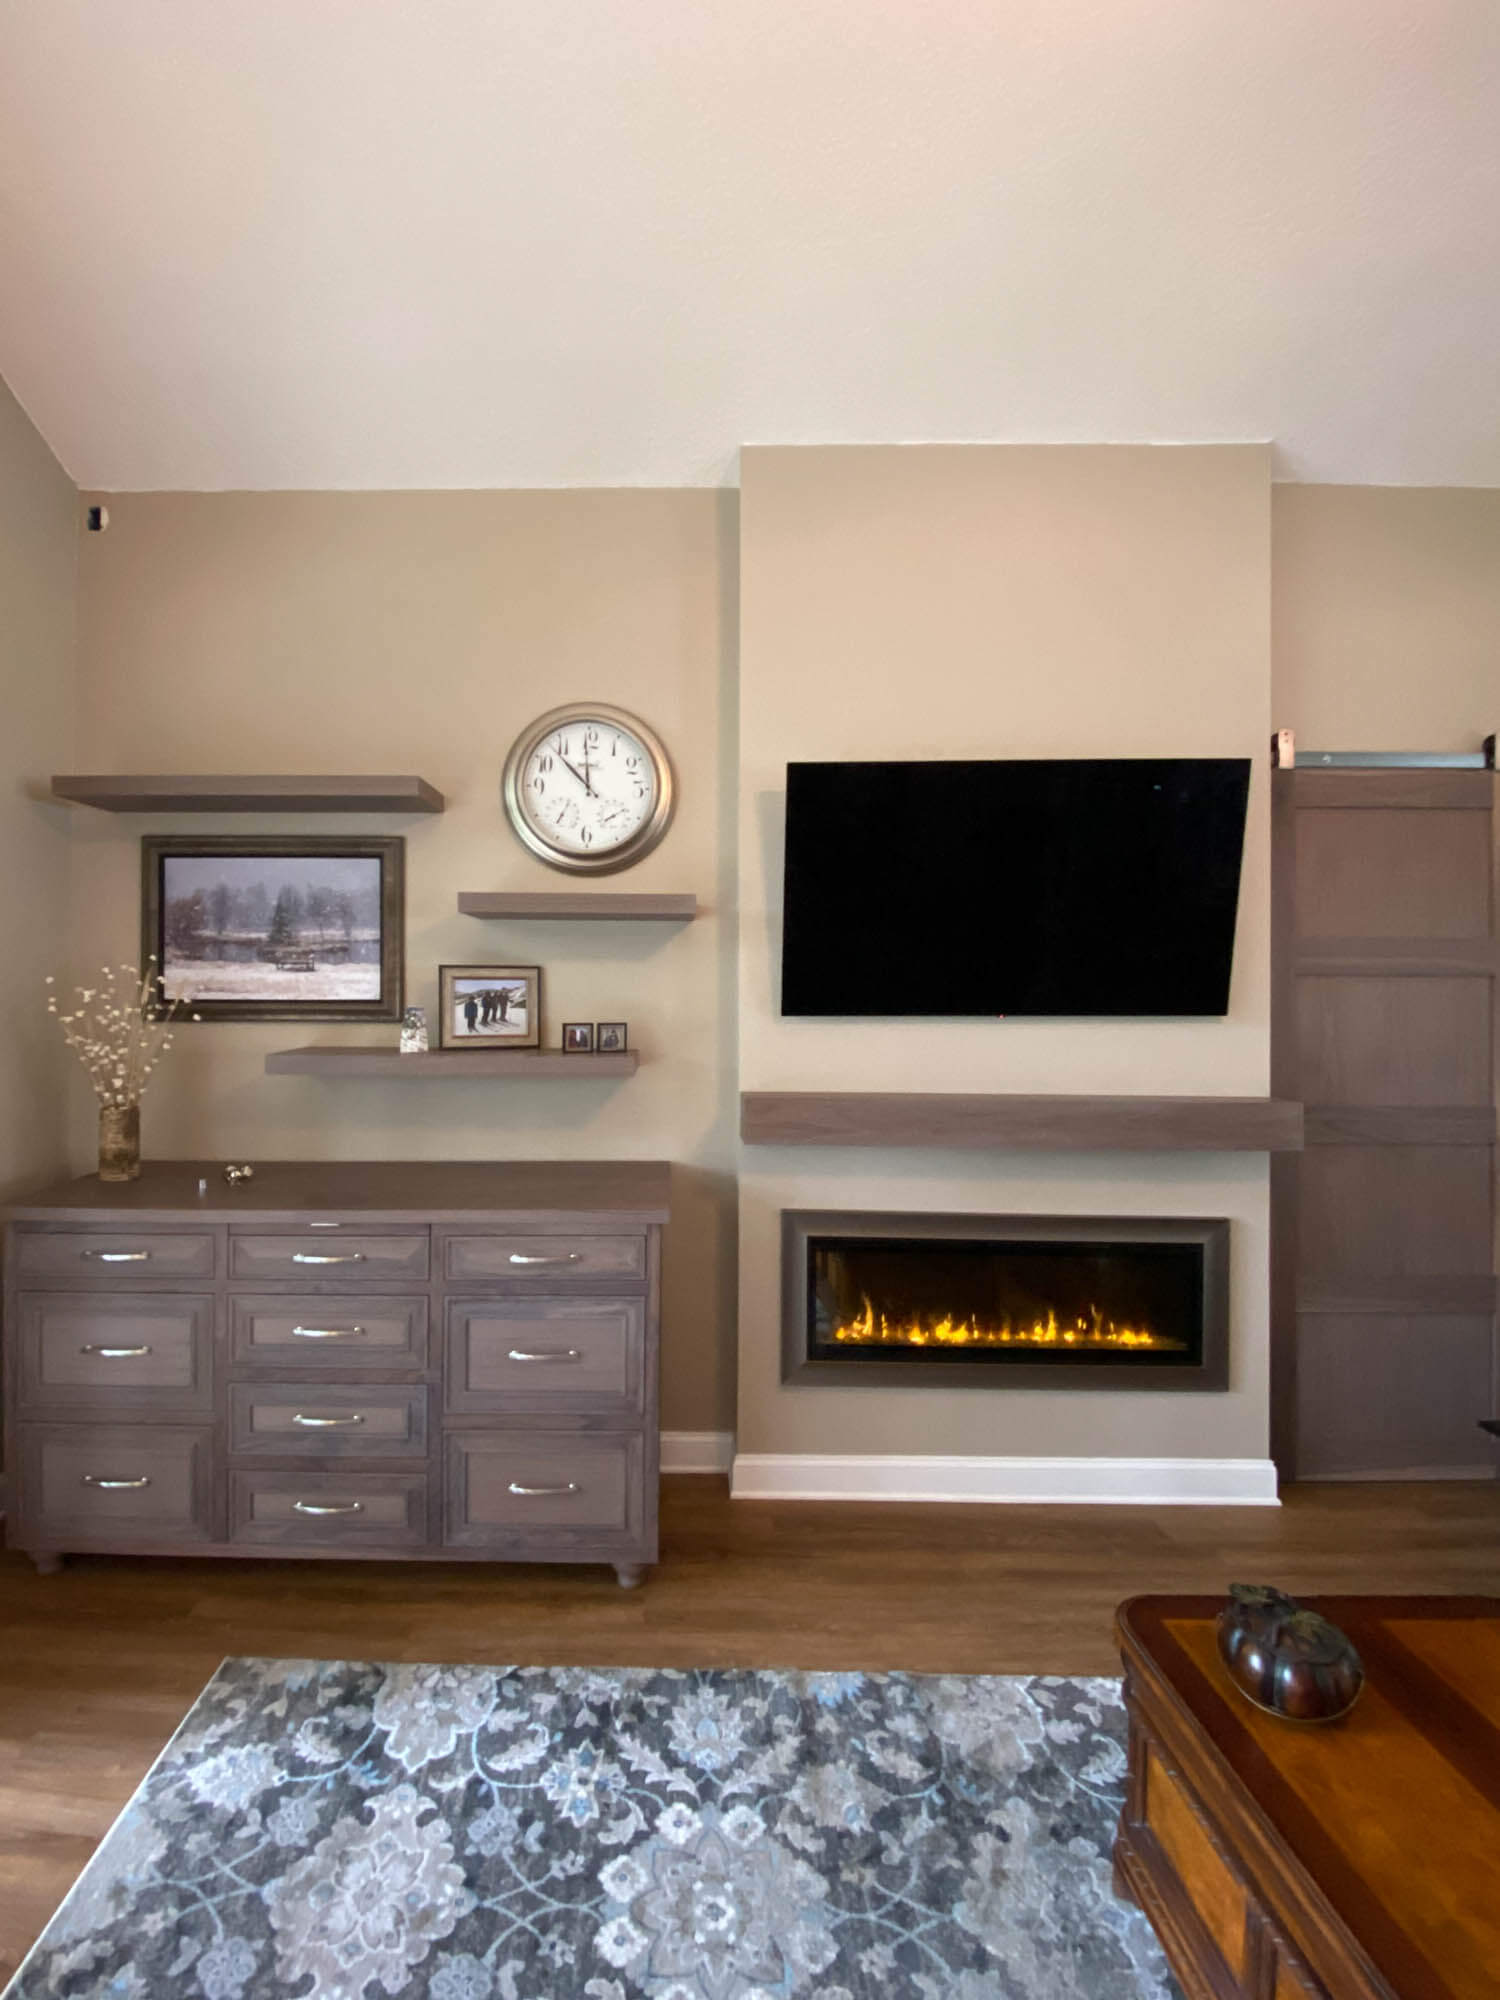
[501,702,676,874]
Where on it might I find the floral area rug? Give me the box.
[5,1660,1176,2000]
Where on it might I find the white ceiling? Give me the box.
[2,2,1497,491]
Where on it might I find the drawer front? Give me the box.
[20,1425,214,1547]
[444,1233,646,1284]
[229,1295,428,1370]
[445,1431,643,1548]
[229,1470,428,1548]
[229,1231,430,1282]
[18,1293,214,1415]
[445,1297,644,1418]
[229,1383,428,1458]
[15,1229,216,1282]
[1145,1750,1248,1985]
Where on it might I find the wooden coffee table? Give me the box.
[1114,1595,1500,2000]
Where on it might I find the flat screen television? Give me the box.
[780,757,1251,1017]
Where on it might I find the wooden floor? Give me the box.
[2,1474,1497,1981]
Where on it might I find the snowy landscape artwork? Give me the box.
[144,838,403,1020]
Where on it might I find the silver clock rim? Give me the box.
[501,701,676,875]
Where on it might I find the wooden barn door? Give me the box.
[1272,763,1498,1479]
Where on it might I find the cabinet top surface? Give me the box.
[1119,1595,1500,2000]
[4,1159,671,1224]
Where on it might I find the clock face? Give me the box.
[502,704,675,873]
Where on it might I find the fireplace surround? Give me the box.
[782,1210,1229,1391]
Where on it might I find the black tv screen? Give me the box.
[780,757,1250,1017]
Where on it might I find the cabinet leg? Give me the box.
[31,1553,64,1577]
[613,1563,645,1590]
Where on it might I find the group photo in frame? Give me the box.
[141,835,406,1023]
[439,964,541,1049]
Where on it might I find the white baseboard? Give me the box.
[661,1430,736,1474]
[729,1453,1280,1506]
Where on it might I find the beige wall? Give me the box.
[0,377,75,1200]
[737,444,1273,1461]
[72,491,738,1434]
[1273,485,1500,750]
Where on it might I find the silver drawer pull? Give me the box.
[508,1251,582,1266]
[508,1480,580,1497]
[291,1251,366,1264]
[80,1344,153,1358]
[82,1474,151,1490]
[292,1412,366,1428]
[507,1347,583,1363]
[82,1249,151,1263]
[293,1499,364,1516]
[291,1324,367,1340]
[308,1222,342,1229]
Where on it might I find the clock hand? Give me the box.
[555,752,595,798]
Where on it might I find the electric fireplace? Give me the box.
[781,1211,1229,1390]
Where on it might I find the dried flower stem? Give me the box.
[46,960,198,1107]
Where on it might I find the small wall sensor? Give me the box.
[86,504,109,532]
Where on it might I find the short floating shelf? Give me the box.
[740,1092,1304,1152]
[458,892,697,920]
[266,1047,638,1080]
[52,775,446,814]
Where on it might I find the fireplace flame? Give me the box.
[831,1297,1182,1351]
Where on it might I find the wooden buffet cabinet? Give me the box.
[2,1160,667,1587]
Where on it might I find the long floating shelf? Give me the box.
[458,891,697,920]
[267,1046,638,1080]
[740,1091,1304,1152]
[52,774,446,814]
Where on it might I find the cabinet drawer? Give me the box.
[445,1431,643,1547]
[444,1234,646,1283]
[230,1295,428,1370]
[15,1230,216,1281]
[18,1293,214,1415]
[230,1470,428,1547]
[20,1425,214,1547]
[229,1231,430,1282]
[229,1383,428,1458]
[445,1297,644,1418]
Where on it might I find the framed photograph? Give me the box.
[562,1021,595,1054]
[440,964,541,1049]
[142,836,404,1023]
[596,1021,628,1053]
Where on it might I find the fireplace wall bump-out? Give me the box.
[781,1210,1230,1391]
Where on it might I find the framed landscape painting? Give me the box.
[142,835,405,1022]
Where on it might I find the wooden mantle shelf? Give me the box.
[458,891,698,920]
[740,1091,1304,1152]
[267,1046,638,1080]
[52,775,446,814]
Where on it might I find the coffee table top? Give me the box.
[1119,1595,1500,2000]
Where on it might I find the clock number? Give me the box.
[537,754,553,773]
[580,827,593,846]
[532,776,546,796]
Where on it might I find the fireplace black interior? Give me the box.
[783,1211,1229,1390]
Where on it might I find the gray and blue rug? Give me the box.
[6,1660,1173,2000]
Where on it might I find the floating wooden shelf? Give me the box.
[266,1046,638,1079]
[52,775,446,814]
[458,891,697,920]
[740,1091,1304,1152]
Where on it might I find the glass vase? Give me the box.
[98,1102,141,1182]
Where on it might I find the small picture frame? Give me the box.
[439,964,541,1049]
[562,1022,595,1054]
[596,1021,628,1053]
